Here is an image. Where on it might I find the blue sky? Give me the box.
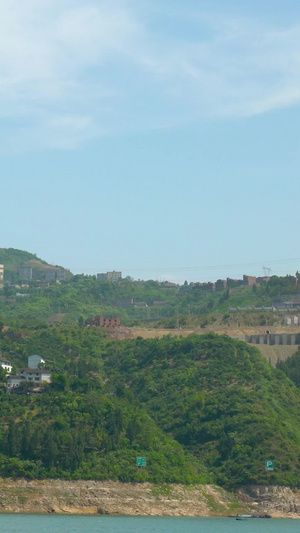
[2,0,300,282]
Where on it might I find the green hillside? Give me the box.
[0,248,70,282]
[0,327,210,483]
[101,333,300,487]
[0,268,299,327]
[0,248,47,267]
[0,390,208,483]
[0,248,299,325]
[1,249,300,488]
[0,327,300,487]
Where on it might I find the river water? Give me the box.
[0,515,298,533]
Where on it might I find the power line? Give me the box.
[64,257,300,274]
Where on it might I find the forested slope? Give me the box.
[0,327,300,487]
[101,334,300,486]
[0,390,208,483]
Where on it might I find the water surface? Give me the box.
[0,515,298,533]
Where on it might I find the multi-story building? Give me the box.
[97,273,107,280]
[20,368,52,384]
[243,275,257,287]
[97,271,122,282]
[0,264,4,281]
[55,269,66,281]
[107,271,122,281]
[44,269,66,281]
[18,266,32,280]
[89,315,121,327]
[44,269,56,281]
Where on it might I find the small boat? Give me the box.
[236,514,252,520]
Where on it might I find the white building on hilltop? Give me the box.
[28,354,45,369]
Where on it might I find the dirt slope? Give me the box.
[109,326,299,365]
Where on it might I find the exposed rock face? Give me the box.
[236,486,300,519]
[0,480,226,516]
[0,479,299,518]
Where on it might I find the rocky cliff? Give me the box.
[0,479,299,518]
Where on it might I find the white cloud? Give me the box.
[133,15,300,119]
[1,1,300,151]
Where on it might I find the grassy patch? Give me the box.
[17,495,28,504]
[151,484,174,498]
[201,490,226,514]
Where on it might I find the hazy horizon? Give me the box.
[2,1,300,283]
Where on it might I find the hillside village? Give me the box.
[1,257,300,310]
[1,259,298,292]
[0,353,51,393]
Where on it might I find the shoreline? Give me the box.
[0,479,299,518]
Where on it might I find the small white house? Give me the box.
[21,368,51,384]
[7,369,52,393]
[28,354,45,369]
[0,358,13,374]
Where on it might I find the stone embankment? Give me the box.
[0,479,299,518]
